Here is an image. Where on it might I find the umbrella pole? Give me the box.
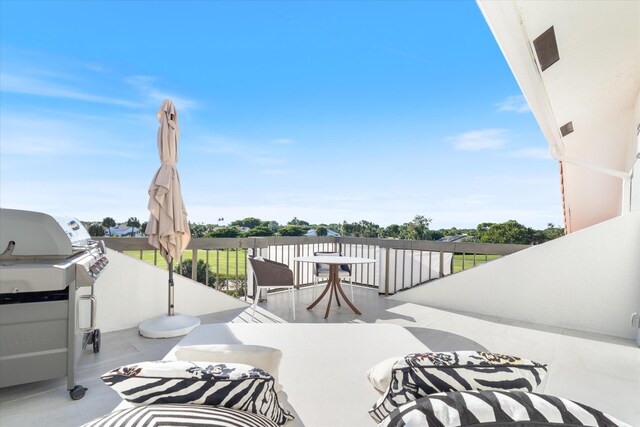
[168,260,175,316]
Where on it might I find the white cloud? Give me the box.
[1,48,195,110]
[193,133,293,174]
[195,135,244,155]
[0,169,562,231]
[442,195,492,206]
[495,95,530,113]
[251,156,285,166]
[508,148,551,160]
[124,75,198,111]
[0,73,140,107]
[271,138,294,145]
[183,182,563,230]
[0,178,150,222]
[260,168,295,175]
[448,128,508,151]
[0,113,146,157]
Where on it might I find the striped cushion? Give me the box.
[377,391,630,427]
[370,351,547,422]
[174,344,284,392]
[81,404,279,427]
[101,361,293,426]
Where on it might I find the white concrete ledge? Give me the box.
[390,212,640,340]
[94,249,248,332]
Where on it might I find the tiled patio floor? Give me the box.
[1,285,638,426]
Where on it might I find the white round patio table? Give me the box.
[293,256,376,319]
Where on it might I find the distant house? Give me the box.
[437,234,470,242]
[306,228,341,237]
[107,224,141,237]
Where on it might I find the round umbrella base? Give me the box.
[138,313,201,339]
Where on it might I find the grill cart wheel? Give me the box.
[70,385,87,400]
[92,329,101,353]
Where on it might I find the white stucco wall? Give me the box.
[93,249,248,332]
[390,211,640,339]
[631,89,640,212]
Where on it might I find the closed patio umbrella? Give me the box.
[138,99,201,338]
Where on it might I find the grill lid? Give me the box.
[0,208,90,259]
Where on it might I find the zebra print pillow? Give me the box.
[81,403,279,427]
[377,390,630,427]
[101,361,293,426]
[370,351,547,422]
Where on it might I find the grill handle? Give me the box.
[77,295,97,333]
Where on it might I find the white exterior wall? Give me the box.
[631,89,640,213]
[390,211,640,340]
[94,249,248,332]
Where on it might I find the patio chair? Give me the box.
[312,251,354,301]
[248,255,295,320]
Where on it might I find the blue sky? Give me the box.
[0,1,562,229]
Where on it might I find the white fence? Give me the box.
[248,241,454,296]
[100,236,527,297]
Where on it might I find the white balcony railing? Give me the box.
[98,236,528,298]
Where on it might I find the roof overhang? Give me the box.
[477,0,640,232]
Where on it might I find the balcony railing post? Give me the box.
[216,250,220,287]
[393,248,398,293]
[401,248,406,291]
[235,241,239,294]
[359,243,363,283]
[191,248,198,282]
[409,248,414,289]
[205,250,210,287]
[384,247,390,296]
[225,248,230,292]
[295,241,301,289]
[450,252,455,274]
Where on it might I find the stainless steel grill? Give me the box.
[0,208,109,400]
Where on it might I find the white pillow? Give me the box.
[370,351,548,423]
[174,344,283,392]
[101,360,292,426]
[366,356,402,393]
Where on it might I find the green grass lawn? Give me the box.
[125,249,499,283]
[453,253,501,273]
[124,248,247,280]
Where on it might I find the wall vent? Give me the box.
[560,121,574,137]
[533,26,560,72]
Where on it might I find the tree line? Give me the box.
[83,216,146,237]
[85,214,564,245]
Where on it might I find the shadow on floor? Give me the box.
[404,327,488,352]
